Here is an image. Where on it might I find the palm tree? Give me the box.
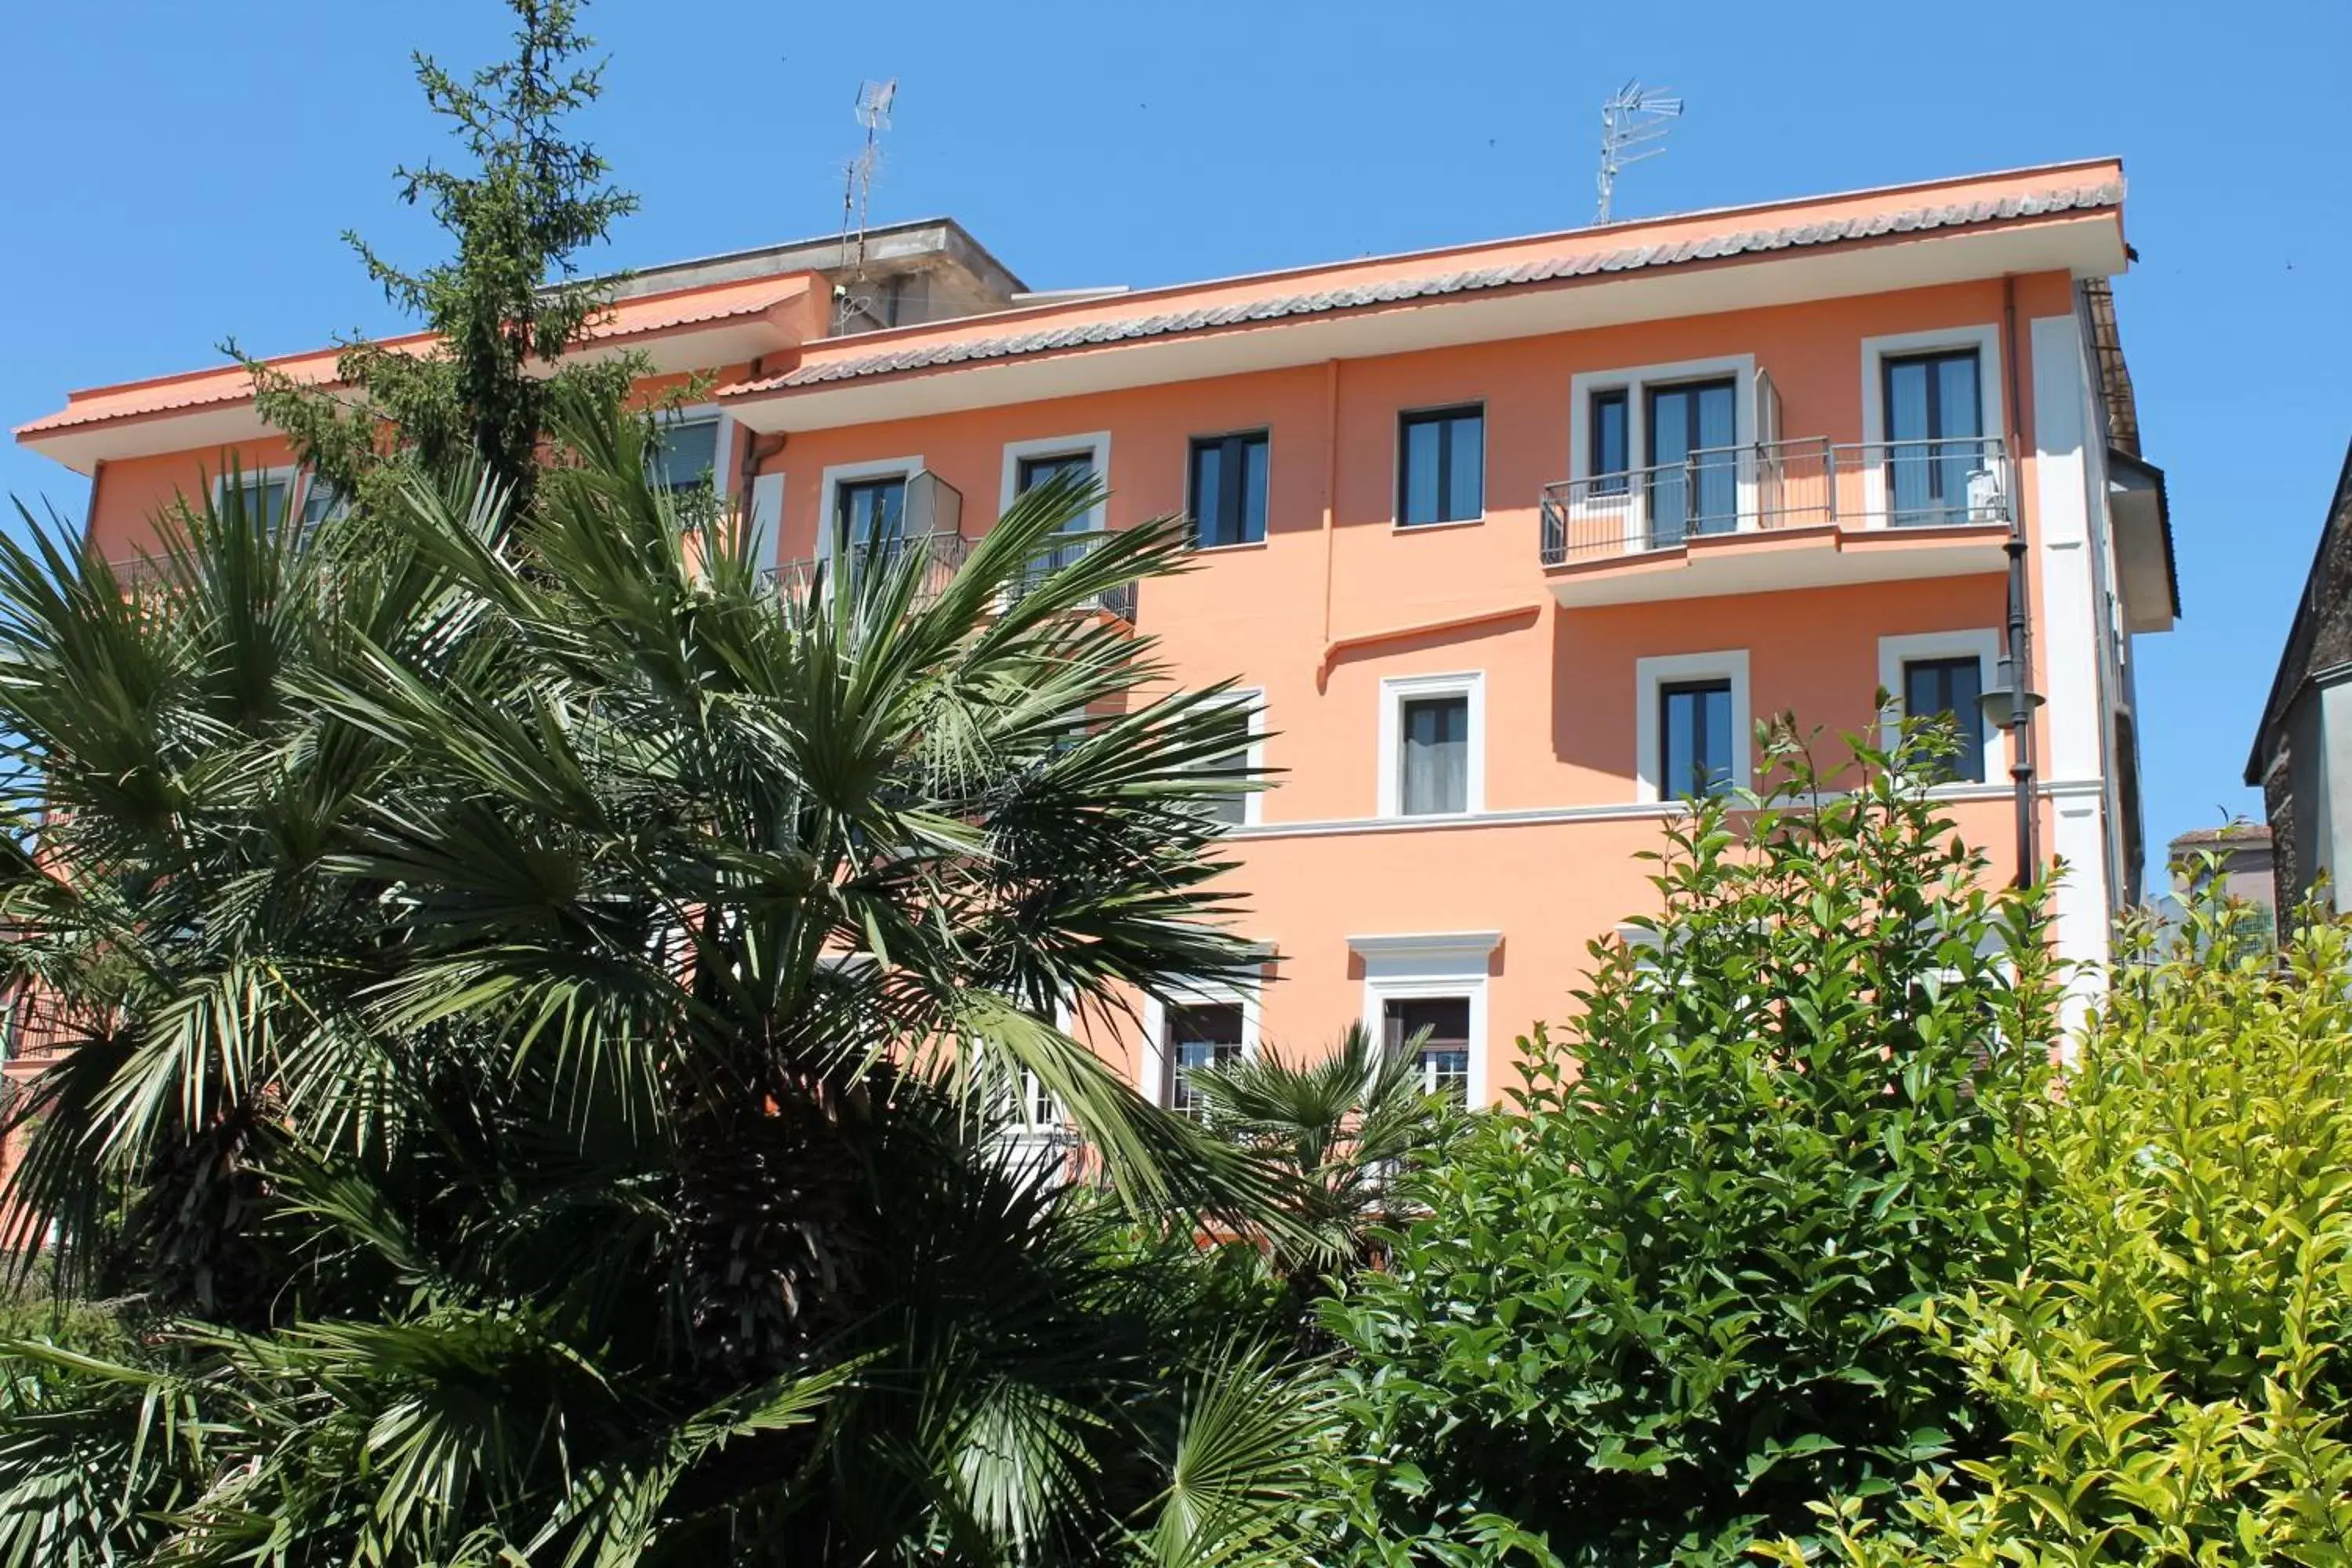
[1189,1022,1459,1299]
[0,389,1328,1565]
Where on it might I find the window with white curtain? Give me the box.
[1378,671,1484,818]
[1399,695,1468,815]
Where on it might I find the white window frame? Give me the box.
[1194,688,1266,830]
[1141,979,1263,1112]
[1878,629,2009,785]
[649,403,733,497]
[816,454,924,563]
[1378,670,1486,819]
[1635,649,1754,803]
[1858,325,2005,528]
[1568,354,1758,554]
[1000,430,1112,534]
[1351,931,1500,1110]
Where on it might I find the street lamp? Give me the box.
[1977,649,2045,735]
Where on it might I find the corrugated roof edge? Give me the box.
[738,180,2124,394]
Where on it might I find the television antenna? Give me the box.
[837,78,897,321]
[1594,79,1682,224]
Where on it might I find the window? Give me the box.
[1879,631,2000,786]
[1018,450,1094,495]
[296,477,345,534]
[1882,349,1984,525]
[1383,996,1471,1105]
[1398,405,1483,526]
[1589,389,1629,495]
[1189,430,1269,548]
[222,472,292,529]
[1900,656,1987,782]
[1379,672,1483,818]
[1636,652,1751,803]
[650,416,721,494]
[1004,434,1110,580]
[1163,1001,1245,1118]
[1190,698,1258,829]
[1645,378,1738,544]
[1353,931,1496,1109]
[1659,679,1735,799]
[835,475,908,546]
[1399,695,1468,816]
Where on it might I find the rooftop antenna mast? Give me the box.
[836,78,896,326]
[1594,79,1682,224]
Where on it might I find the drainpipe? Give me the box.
[1320,358,1341,649]
[2000,277,2040,886]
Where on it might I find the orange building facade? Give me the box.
[14,162,2177,1111]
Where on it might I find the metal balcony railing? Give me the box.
[768,529,972,604]
[1539,436,2013,567]
[1007,528,1138,623]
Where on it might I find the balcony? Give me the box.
[1006,528,1138,624]
[1537,437,2016,608]
[770,529,972,605]
[767,527,1137,624]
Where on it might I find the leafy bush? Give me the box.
[1776,885,2352,1565]
[1313,728,2059,1566]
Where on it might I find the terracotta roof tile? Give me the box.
[739,180,2121,396]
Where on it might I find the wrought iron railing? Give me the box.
[1006,529,1138,623]
[1539,436,2013,567]
[769,529,972,605]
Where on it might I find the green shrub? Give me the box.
[1776,887,2352,1566]
[1312,728,2059,1566]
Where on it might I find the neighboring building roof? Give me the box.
[2245,440,2352,786]
[731,176,2125,395]
[2169,822,2271,848]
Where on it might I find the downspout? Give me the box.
[2001,276,2040,886]
[1319,358,1340,650]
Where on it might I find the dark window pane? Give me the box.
[1646,379,1737,544]
[1883,350,1983,525]
[1189,441,1223,544]
[1660,679,1734,799]
[1400,407,1481,527]
[1936,355,1983,441]
[1190,432,1269,548]
[1400,694,1469,815]
[1167,1001,1245,1116]
[1592,390,1629,493]
[1019,452,1094,493]
[836,477,907,550]
[1902,655,1985,782]
[1403,418,1442,524]
[230,476,290,530]
[1240,435,1269,542]
[652,419,720,493]
[1018,452,1098,578]
[1196,706,1251,826]
[1383,996,1471,1105]
[1444,412,1484,521]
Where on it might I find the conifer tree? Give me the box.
[236,0,639,515]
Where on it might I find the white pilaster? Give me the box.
[2030,313,2115,1024]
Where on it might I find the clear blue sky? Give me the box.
[4,0,2346,864]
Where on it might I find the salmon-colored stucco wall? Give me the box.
[758,274,2077,1095]
[80,362,761,564]
[60,272,2091,1108]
